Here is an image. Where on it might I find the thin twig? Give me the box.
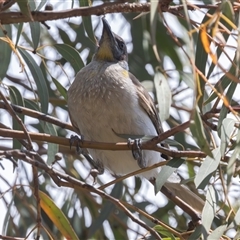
[0,102,73,131]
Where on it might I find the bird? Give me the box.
[67,17,204,214]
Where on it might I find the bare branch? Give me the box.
[0,127,206,158]
[0,2,220,25]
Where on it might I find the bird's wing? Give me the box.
[129,72,163,135]
[68,110,81,135]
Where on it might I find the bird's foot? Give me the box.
[85,155,104,175]
[128,138,146,168]
[89,169,101,185]
[69,134,84,154]
[69,135,104,175]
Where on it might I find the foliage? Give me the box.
[0,0,240,239]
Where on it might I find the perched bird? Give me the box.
[67,18,204,213]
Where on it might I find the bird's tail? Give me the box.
[164,181,205,213]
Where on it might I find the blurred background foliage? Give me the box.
[0,0,240,239]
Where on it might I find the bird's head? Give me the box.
[94,18,128,63]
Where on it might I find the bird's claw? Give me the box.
[69,134,84,154]
[128,138,146,168]
[69,135,104,177]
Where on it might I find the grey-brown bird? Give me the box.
[67,18,204,213]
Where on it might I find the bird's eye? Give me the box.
[118,41,125,50]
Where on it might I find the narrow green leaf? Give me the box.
[19,48,49,113]
[227,128,240,185]
[155,158,185,193]
[207,224,227,240]
[195,9,215,109]
[29,22,40,50]
[0,25,12,80]
[154,225,175,239]
[14,22,24,48]
[229,207,240,228]
[220,118,236,157]
[40,121,58,164]
[39,191,79,240]
[36,0,47,11]
[16,0,33,21]
[221,0,235,23]
[88,182,123,237]
[204,76,231,105]
[82,16,96,44]
[180,72,195,90]
[2,194,15,235]
[218,80,237,136]
[194,148,221,189]
[189,225,206,239]
[150,0,160,62]
[54,43,84,73]
[202,185,218,238]
[9,86,25,151]
[52,77,67,100]
[154,72,172,122]
[79,0,96,45]
[190,110,212,157]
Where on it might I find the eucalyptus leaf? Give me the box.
[202,185,218,238]
[19,48,49,114]
[155,158,184,193]
[190,109,212,157]
[154,72,172,122]
[220,118,236,157]
[207,224,227,240]
[0,24,12,80]
[194,148,221,189]
[29,21,40,50]
[54,43,84,73]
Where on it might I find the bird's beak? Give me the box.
[101,17,117,46]
[95,18,117,61]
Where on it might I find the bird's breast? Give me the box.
[68,61,157,142]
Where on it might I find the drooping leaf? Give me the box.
[54,43,84,73]
[227,127,240,185]
[150,0,160,62]
[19,48,49,114]
[29,21,40,50]
[8,86,25,151]
[14,22,24,48]
[0,24,12,80]
[194,148,221,189]
[80,0,96,45]
[220,118,236,157]
[195,8,216,109]
[190,109,213,157]
[217,80,237,136]
[207,224,227,240]
[155,158,185,193]
[39,191,79,240]
[52,77,67,100]
[16,0,33,21]
[154,225,175,239]
[88,182,123,238]
[202,185,218,238]
[40,121,58,165]
[154,72,172,122]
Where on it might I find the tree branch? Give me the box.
[0,127,206,158]
[0,2,220,25]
